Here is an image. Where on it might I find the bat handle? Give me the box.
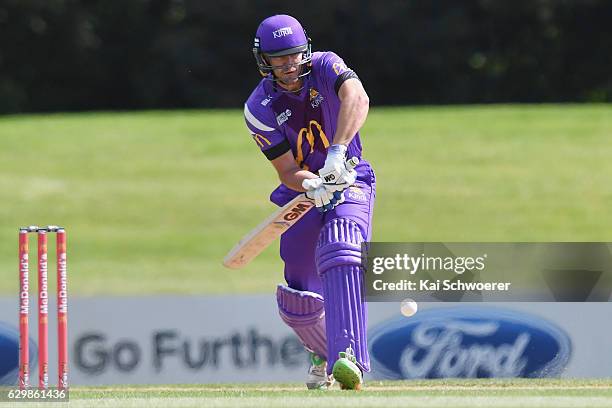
[346,157,359,170]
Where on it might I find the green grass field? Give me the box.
[1,104,611,295]
[5,380,611,407]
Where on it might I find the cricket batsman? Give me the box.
[244,14,375,390]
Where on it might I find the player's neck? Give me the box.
[276,79,303,93]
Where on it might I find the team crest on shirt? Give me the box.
[309,88,324,108]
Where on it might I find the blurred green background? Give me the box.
[1,104,611,295]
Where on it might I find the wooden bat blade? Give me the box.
[223,194,314,269]
[223,157,359,269]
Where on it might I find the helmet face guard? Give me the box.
[253,41,312,79]
[252,15,312,83]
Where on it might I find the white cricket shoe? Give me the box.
[306,353,334,390]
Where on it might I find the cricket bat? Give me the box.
[223,157,359,269]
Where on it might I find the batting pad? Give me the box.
[276,285,327,359]
[316,218,370,374]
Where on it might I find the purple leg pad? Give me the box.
[276,284,327,359]
[315,218,370,374]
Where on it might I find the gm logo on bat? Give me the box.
[283,202,314,221]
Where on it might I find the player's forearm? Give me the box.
[333,88,369,146]
[279,168,318,192]
[271,151,319,192]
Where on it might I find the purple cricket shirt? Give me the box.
[244,51,365,205]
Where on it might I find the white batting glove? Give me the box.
[318,144,357,193]
[303,178,345,213]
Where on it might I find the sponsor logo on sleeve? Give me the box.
[332,62,348,75]
[369,307,571,379]
[252,134,271,148]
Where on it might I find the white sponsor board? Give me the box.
[0,296,611,385]
[0,296,309,385]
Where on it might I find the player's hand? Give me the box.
[303,178,345,213]
[318,145,358,193]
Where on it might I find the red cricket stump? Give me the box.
[18,229,29,389]
[56,228,69,390]
[18,226,68,390]
[38,230,49,389]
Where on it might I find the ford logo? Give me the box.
[0,322,37,385]
[369,306,571,379]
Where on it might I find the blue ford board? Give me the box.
[369,306,572,379]
[0,321,38,386]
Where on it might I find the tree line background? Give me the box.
[1,0,611,113]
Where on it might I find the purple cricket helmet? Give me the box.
[253,14,312,79]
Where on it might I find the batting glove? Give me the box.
[303,178,345,213]
[318,144,357,194]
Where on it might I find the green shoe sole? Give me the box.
[332,358,362,390]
